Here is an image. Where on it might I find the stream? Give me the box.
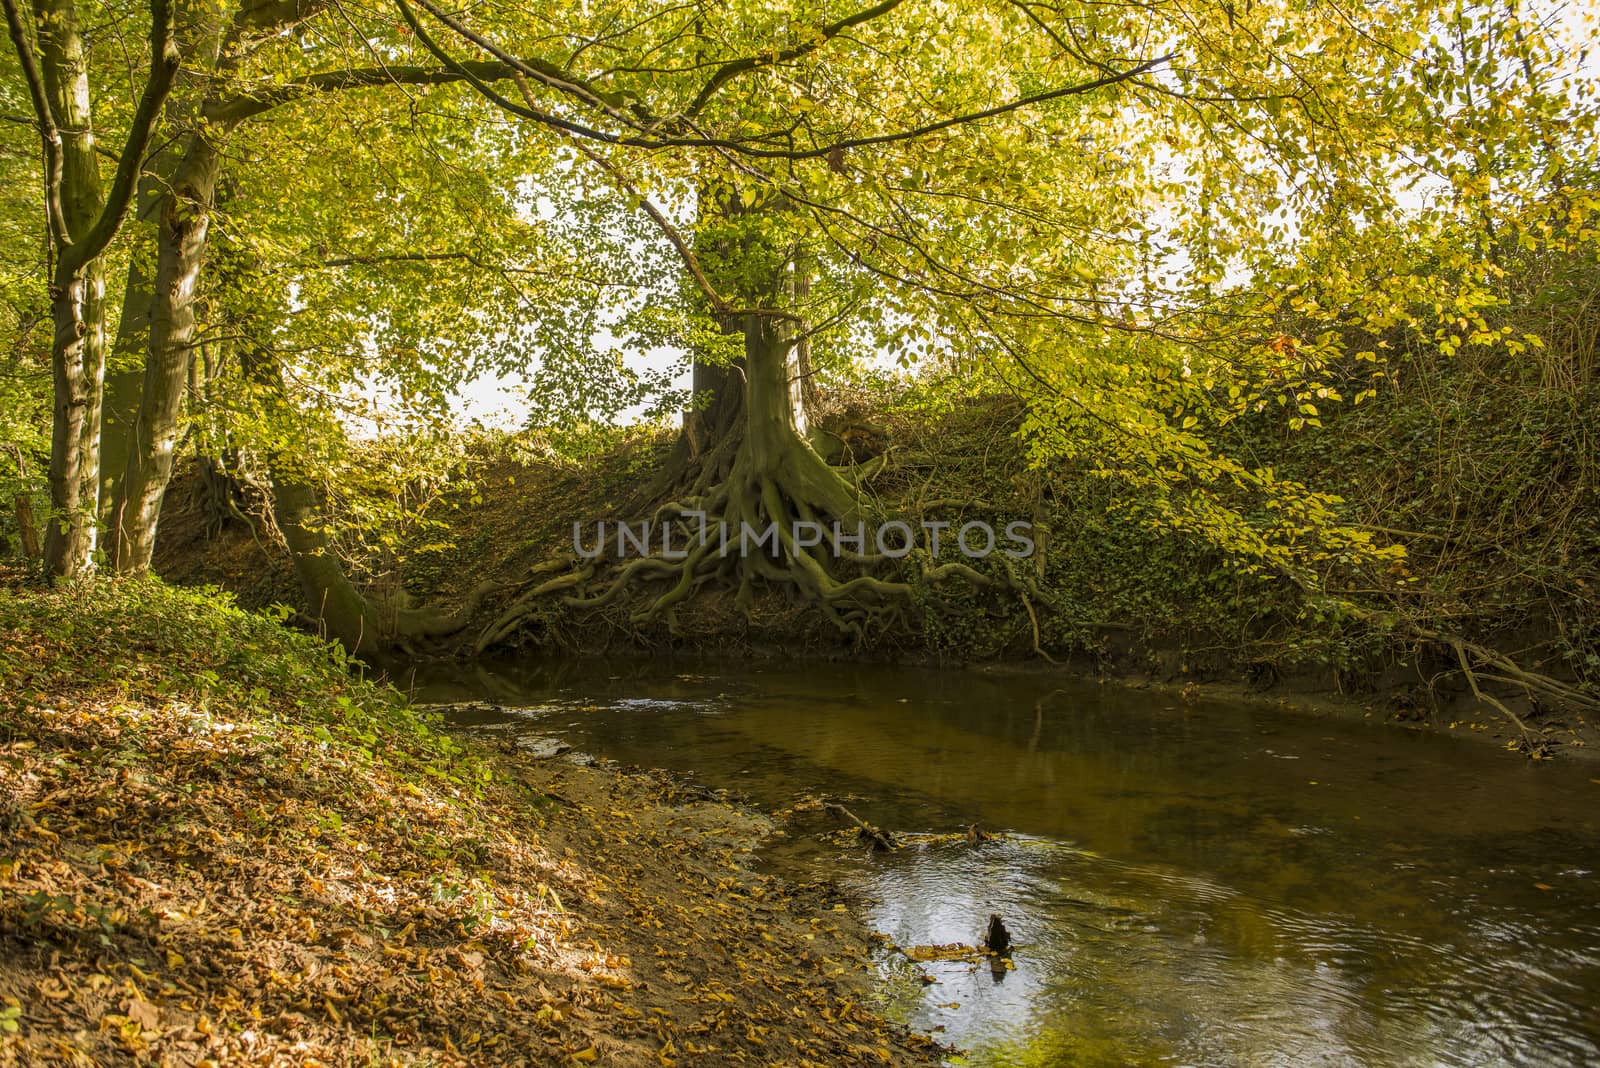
[400,658,1600,1067]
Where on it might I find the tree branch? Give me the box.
[1,0,67,248]
[66,0,180,270]
[685,0,906,116]
[206,59,518,124]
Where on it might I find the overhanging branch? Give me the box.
[392,0,1173,163]
[206,59,519,124]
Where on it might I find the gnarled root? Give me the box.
[467,443,1048,654]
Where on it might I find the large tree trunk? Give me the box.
[110,134,222,572]
[100,10,211,519]
[649,192,823,504]
[42,261,107,577]
[643,353,744,506]
[269,470,384,657]
[733,314,858,522]
[32,0,109,578]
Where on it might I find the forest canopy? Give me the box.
[2,0,1597,671]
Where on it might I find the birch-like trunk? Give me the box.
[32,0,108,576]
[110,135,221,571]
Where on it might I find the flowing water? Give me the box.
[401,658,1600,1067]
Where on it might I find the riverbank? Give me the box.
[149,385,1599,760]
[965,659,1600,760]
[0,577,943,1067]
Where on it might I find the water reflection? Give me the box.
[400,657,1600,1067]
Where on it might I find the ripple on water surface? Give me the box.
[406,658,1600,1068]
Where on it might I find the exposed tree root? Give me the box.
[1449,638,1542,751]
[465,434,1046,654]
[1019,590,1059,665]
[1410,626,1599,755]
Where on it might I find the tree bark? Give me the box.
[100,252,154,524]
[269,470,384,656]
[42,261,107,577]
[5,0,180,578]
[735,314,858,521]
[9,447,42,560]
[100,0,220,527]
[13,494,41,560]
[29,0,109,577]
[110,134,222,571]
[104,0,234,572]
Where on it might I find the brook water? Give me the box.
[402,659,1600,1067]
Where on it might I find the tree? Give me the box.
[390,0,1185,638]
[3,0,178,577]
[101,0,527,574]
[396,0,1596,652]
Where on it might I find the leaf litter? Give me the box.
[0,578,945,1067]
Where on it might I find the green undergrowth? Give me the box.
[0,574,477,786]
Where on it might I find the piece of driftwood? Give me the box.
[824,802,898,851]
[983,914,1011,956]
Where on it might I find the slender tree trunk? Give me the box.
[111,135,222,571]
[269,471,384,656]
[8,0,179,578]
[9,447,42,560]
[103,0,227,571]
[29,0,108,577]
[14,495,42,560]
[100,253,154,524]
[239,343,383,655]
[42,260,107,576]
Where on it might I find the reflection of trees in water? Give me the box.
[875,836,1540,1068]
[408,658,1600,1067]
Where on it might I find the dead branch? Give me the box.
[823,802,897,851]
